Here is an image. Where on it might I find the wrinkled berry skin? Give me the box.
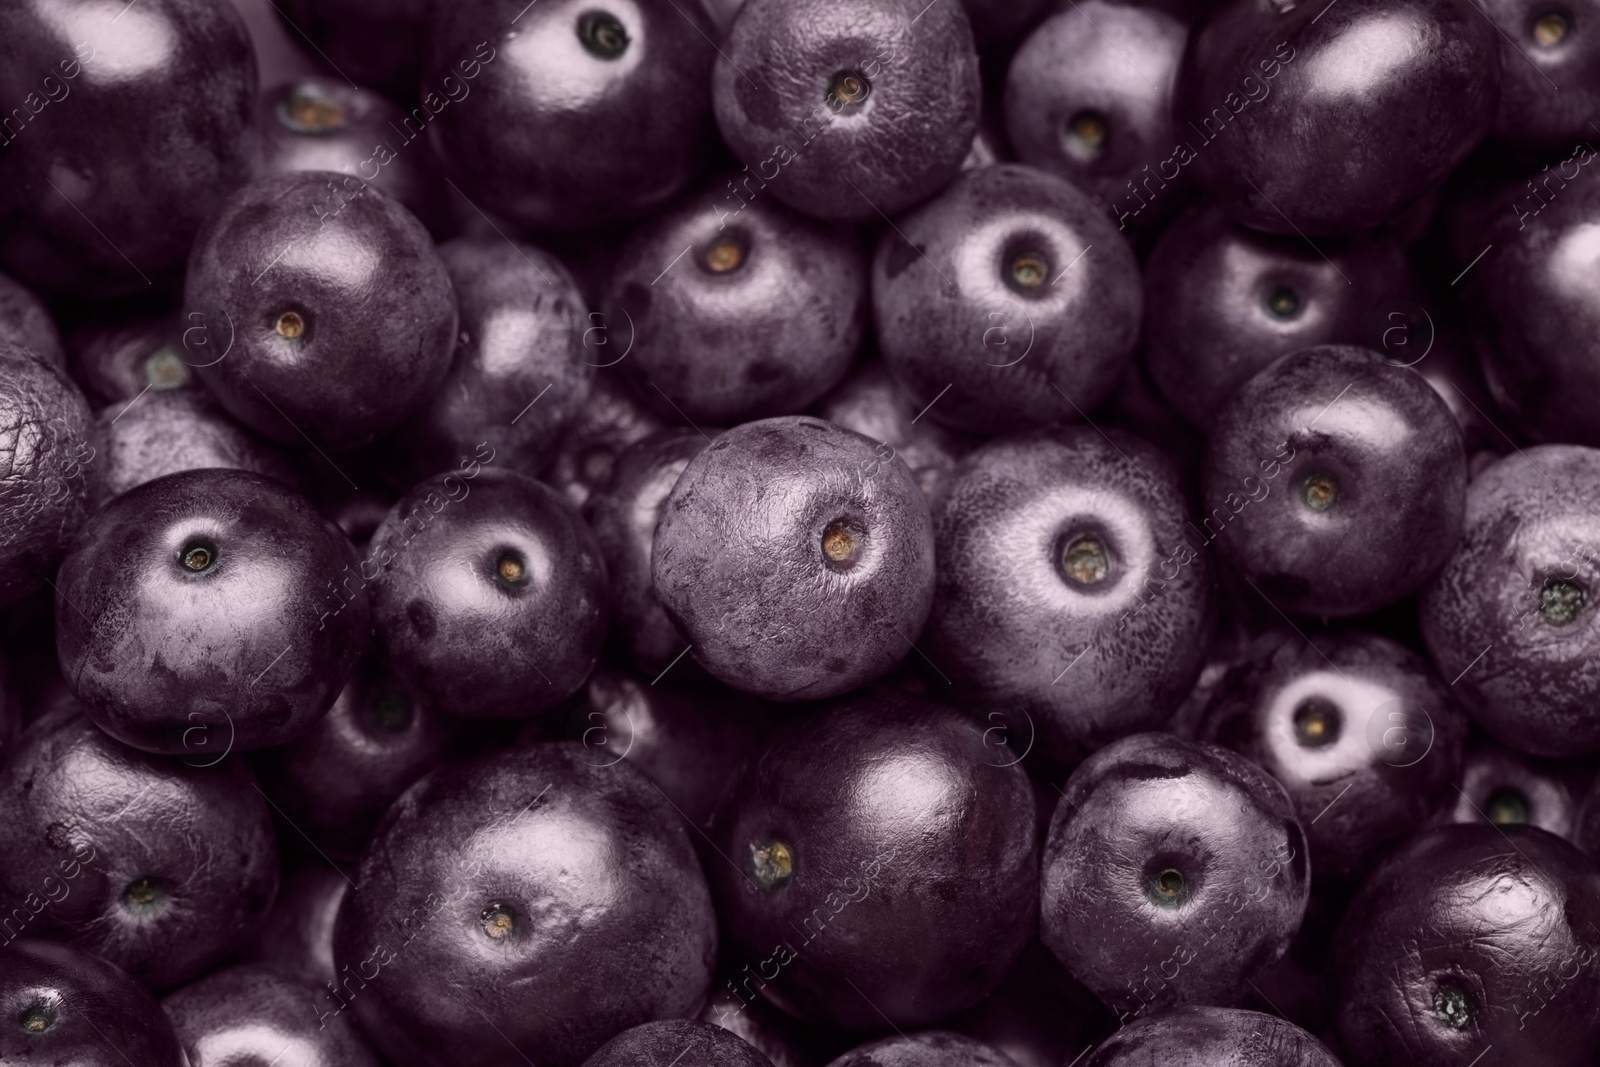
[812,361,977,500]
[928,425,1214,765]
[604,182,866,424]
[333,744,717,1067]
[1201,345,1467,617]
[1005,3,1189,229]
[1480,0,1600,155]
[0,0,256,298]
[1041,733,1310,1023]
[713,0,981,223]
[56,468,368,754]
[709,691,1037,1030]
[0,940,186,1067]
[1083,1006,1342,1067]
[873,165,1142,436]
[1464,172,1600,447]
[383,236,590,486]
[0,346,94,609]
[1335,824,1600,1067]
[0,707,279,991]
[1200,629,1466,884]
[164,964,383,1067]
[826,1034,1015,1067]
[425,0,716,231]
[1178,0,1500,235]
[585,1021,775,1067]
[586,429,711,674]
[368,467,608,719]
[1441,741,1576,841]
[184,172,458,453]
[652,417,935,701]
[1143,202,1412,428]
[1420,446,1600,756]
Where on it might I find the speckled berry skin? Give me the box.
[0,707,279,991]
[709,691,1037,1030]
[1083,1006,1342,1067]
[604,181,866,424]
[1480,0,1600,154]
[367,467,608,719]
[1440,741,1576,840]
[164,964,383,1067]
[584,1020,776,1067]
[1335,824,1600,1067]
[1420,446,1600,756]
[333,744,718,1067]
[1,940,185,1067]
[812,361,977,501]
[586,429,711,674]
[1202,345,1466,617]
[1200,628,1466,884]
[1177,0,1500,235]
[253,655,461,861]
[89,389,296,510]
[825,1033,1016,1067]
[927,425,1214,765]
[1463,173,1600,447]
[424,0,716,231]
[56,468,369,754]
[383,236,590,487]
[872,165,1142,436]
[1004,3,1189,228]
[183,171,458,453]
[712,0,981,224]
[1041,733,1310,1023]
[652,416,935,701]
[0,0,256,298]
[1143,203,1412,428]
[0,345,94,609]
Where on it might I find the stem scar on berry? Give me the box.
[1060,536,1109,586]
[579,11,630,58]
[274,311,305,339]
[481,902,516,940]
[1301,473,1338,512]
[1063,111,1108,162]
[751,840,794,888]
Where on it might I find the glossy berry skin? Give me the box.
[253,655,462,861]
[1420,446,1600,756]
[1004,3,1189,229]
[0,0,256,298]
[66,310,193,407]
[873,165,1142,436]
[275,0,427,100]
[812,361,976,500]
[1040,733,1311,1023]
[165,964,382,1067]
[699,979,852,1067]
[604,182,866,424]
[586,429,711,674]
[1464,172,1600,446]
[709,691,1037,1029]
[653,417,935,701]
[1441,741,1575,840]
[239,860,349,987]
[89,389,296,509]
[333,744,717,1067]
[0,940,185,1067]
[1481,0,1600,154]
[1199,629,1466,884]
[0,346,94,608]
[425,0,716,231]
[0,270,64,367]
[56,468,369,754]
[184,171,458,453]
[1083,1006,1342,1067]
[712,0,981,224]
[384,236,590,486]
[1177,0,1500,235]
[0,707,279,991]
[826,1034,1015,1067]
[367,467,608,719]
[1335,824,1600,1067]
[928,426,1214,765]
[1202,346,1467,617]
[545,371,667,511]
[1143,203,1412,428]
[585,1021,775,1067]
[257,78,448,234]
